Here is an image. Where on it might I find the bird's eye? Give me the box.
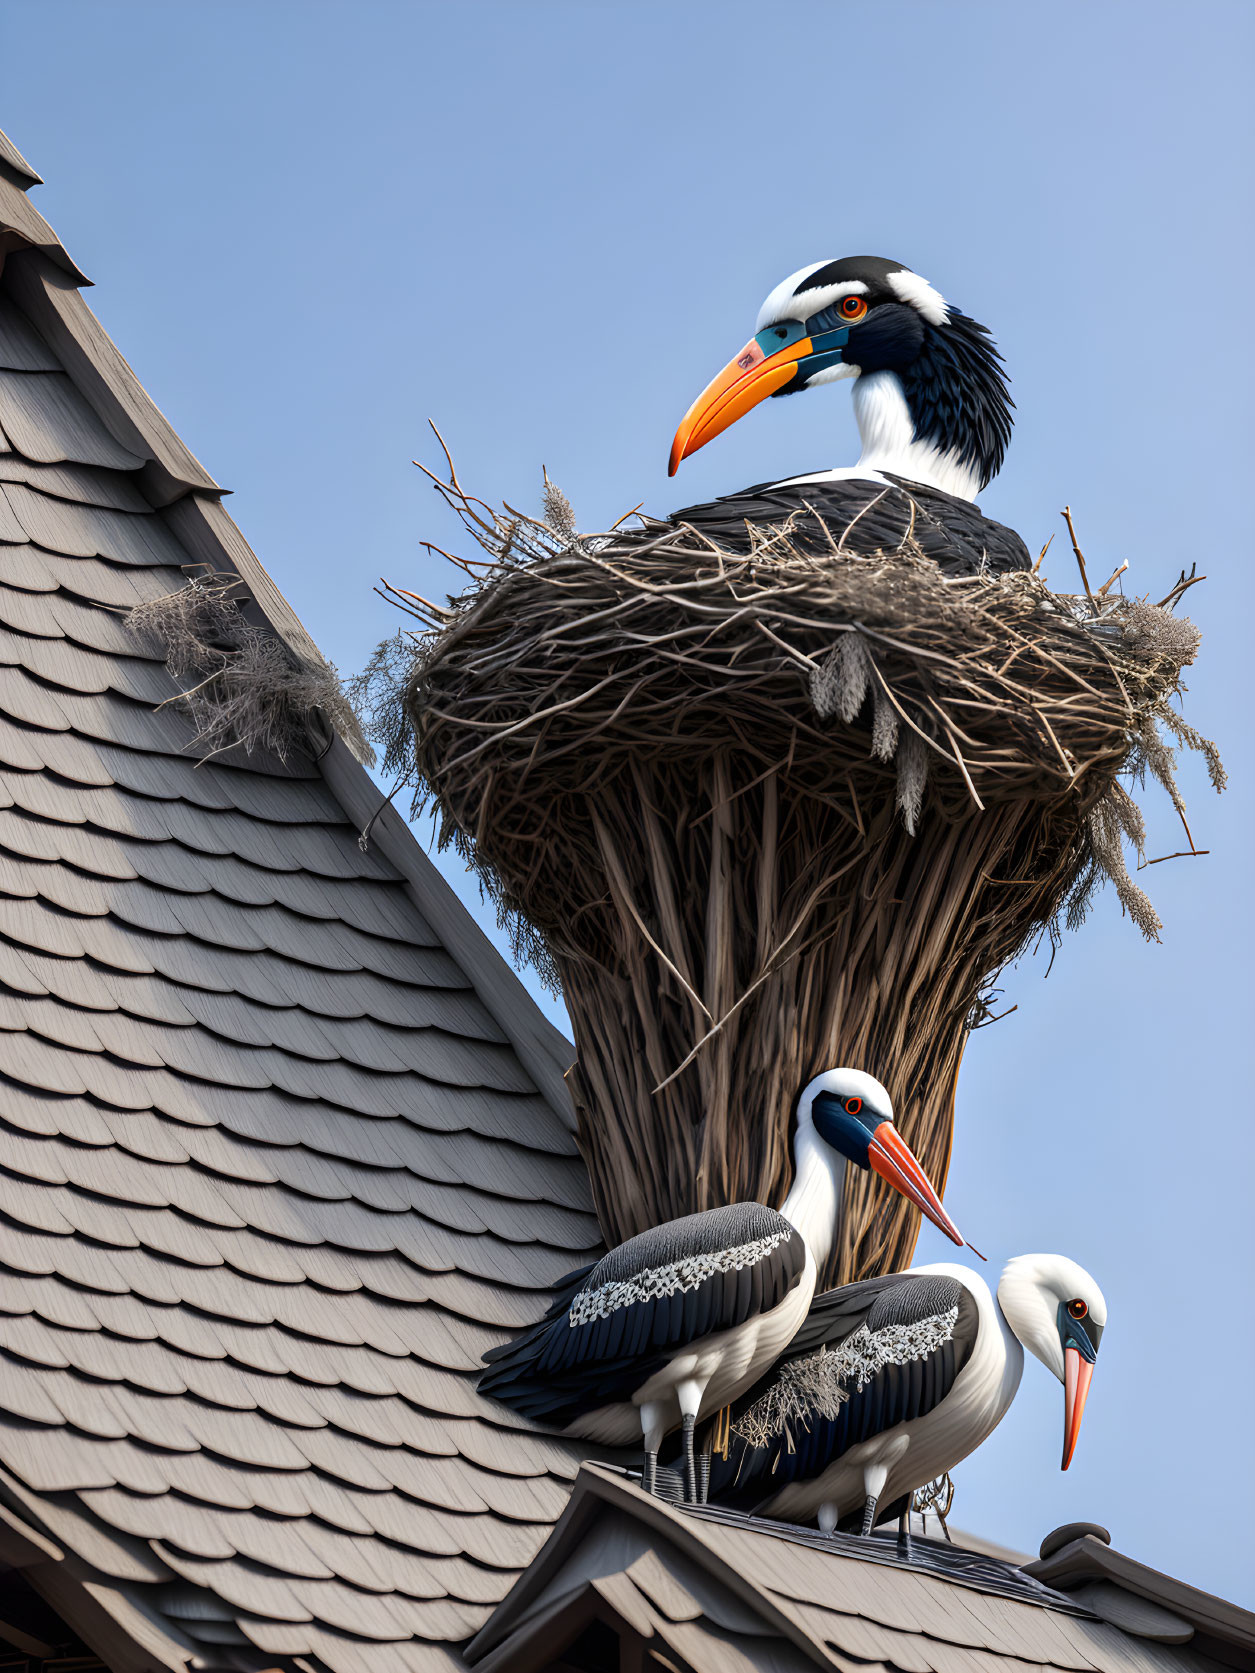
[845,1096,863,1115]
[840,296,868,320]
[1067,1298,1088,1319]
[774,327,789,340]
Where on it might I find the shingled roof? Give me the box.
[0,128,604,1673]
[0,128,1252,1673]
[470,1467,1255,1673]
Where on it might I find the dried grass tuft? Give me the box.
[355,446,1220,1281]
[811,635,872,724]
[130,572,373,767]
[1084,782,1161,942]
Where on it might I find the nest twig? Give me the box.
[352,448,1220,1282]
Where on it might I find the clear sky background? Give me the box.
[4,0,1252,1605]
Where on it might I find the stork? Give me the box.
[708,1253,1105,1537]
[666,256,1030,575]
[479,1068,967,1501]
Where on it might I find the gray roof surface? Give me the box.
[0,131,600,1673]
[471,1466,1251,1673]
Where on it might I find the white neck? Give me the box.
[991,1275,1028,1418]
[892,1263,1025,1481]
[852,371,982,502]
[779,1119,844,1274]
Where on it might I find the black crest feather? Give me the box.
[901,308,1014,491]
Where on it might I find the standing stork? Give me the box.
[665,256,1030,576]
[709,1253,1105,1535]
[479,1068,967,1500]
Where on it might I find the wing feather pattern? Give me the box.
[665,474,1030,577]
[478,1202,806,1427]
[709,1274,979,1510]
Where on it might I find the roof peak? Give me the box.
[0,126,43,189]
[0,126,89,286]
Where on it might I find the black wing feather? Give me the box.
[478,1260,597,1365]
[709,1275,980,1510]
[665,474,1030,577]
[478,1202,807,1428]
[771,1271,924,1363]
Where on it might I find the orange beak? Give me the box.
[1062,1346,1095,1470]
[867,1121,967,1249]
[668,334,812,476]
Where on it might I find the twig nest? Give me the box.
[355,470,1219,1281]
[392,519,1207,954]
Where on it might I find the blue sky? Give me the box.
[4,0,1252,1604]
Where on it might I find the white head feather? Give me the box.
[756,263,870,331]
[795,1066,894,1129]
[997,1254,1108,1383]
[755,261,951,332]
[885,268,950,326]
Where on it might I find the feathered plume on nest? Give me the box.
[129,570,374,768]
[353,437,1221,1284]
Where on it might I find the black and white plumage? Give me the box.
[667,255,1030,576]
[709,1253,1106,1536]
[480,1201,808,1475]
[668,473,1030,577]
[479,1067,966,1500]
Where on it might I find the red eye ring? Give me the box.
[1067,1298,1088,1319]
[840,295,867,319]
[845,1096,863,1115]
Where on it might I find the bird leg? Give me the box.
[681,1414,697,1504]
[643,1451,658,1497]
[860,1461,892,1538]
[897,1504,914,1562]
[639,1401,667,1500]
[698,1448,711,1504]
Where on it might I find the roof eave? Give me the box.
[0,131,44,188]
[1027,1537,1255,1660]
[0,171,89,284]
[2,247,222,501]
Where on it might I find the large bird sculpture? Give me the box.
[706,1253,1105,1536]
[666,256,1030,576]
[479,1069,968,1501]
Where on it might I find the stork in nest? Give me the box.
[667,255,1028,576]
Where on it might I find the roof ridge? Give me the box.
[468,1463,835,1668]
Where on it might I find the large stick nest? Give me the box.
[355,456,1220,1281]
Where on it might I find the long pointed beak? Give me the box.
[868,1121,967,1249]
[1062,1346,1094,1470]
[669,335,811,475]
